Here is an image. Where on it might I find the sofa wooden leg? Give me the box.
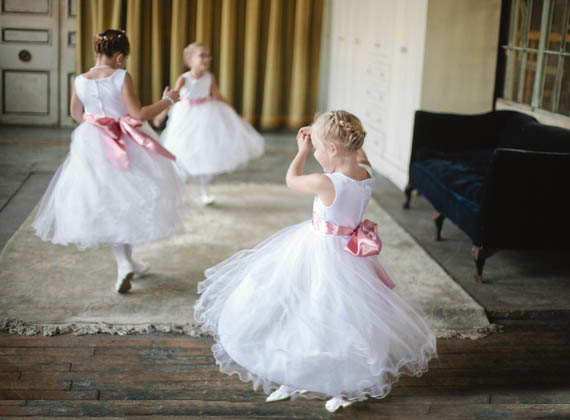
[472,246,486,283]
[403,184,414,209]
[432,212,444,241]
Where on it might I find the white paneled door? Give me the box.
[0,0,76,127]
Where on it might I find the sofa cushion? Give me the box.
[410,161,482,244]
[414,148,493,205]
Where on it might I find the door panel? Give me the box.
[59,0,75,127]
[0,0,76,127]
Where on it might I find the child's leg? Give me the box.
[111,244,134,293]
[199,175,215,205]
[199,175,210,196]
[125,244,150,277]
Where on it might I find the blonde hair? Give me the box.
[183,42,207,59]
[312,110,366,152]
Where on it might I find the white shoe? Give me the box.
[132,261,150,279]
[267,385,302,403]
[266,388,291,403]
[325,397,354,413]
[115,264,134,294]
[201,194,216,206]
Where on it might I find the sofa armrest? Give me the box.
[478,148,570,249]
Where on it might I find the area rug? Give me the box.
[0,183,497,338]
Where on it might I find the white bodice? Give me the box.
[75,69,128,118]
[179,71,212,99]
[313,165,375,229]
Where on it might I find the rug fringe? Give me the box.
[0,318,203,337]
[1,317,501,339]
[433,323,503,340]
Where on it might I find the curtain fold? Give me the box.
[242,0,260,123]
[76,0,323,129]
[219,0,236,103]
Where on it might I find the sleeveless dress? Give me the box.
[160,71,264,179]
[33,69,184,249]
[194,166,437,401]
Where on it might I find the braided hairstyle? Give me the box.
[312,110,367,152]
[93,29,130,57]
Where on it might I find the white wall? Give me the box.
[318,0,502,190]
[318,0,428,190]
[420,0,501,113]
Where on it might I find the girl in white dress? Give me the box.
[194,110,437,412]
[154,42,265,205]
[33,29,184,294]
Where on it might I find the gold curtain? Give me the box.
[76,0,323,129]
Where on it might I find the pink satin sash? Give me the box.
[83,113,175,170]
[180,97,215,106]
[312,211,382,257]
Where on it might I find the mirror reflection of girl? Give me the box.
[33,29,184,294]
[154,42,265,205]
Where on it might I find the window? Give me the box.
[502,0,570,116]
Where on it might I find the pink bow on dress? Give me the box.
[83,113,175,170]
[344,219,383,257]
[312,211,382,257]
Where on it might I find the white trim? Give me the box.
[495,98,570,129]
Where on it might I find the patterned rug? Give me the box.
[0,183,496,338]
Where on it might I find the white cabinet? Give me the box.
[319,0,428,190]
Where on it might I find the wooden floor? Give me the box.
[0,321,569,419]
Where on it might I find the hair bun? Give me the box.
[93,29,130,57]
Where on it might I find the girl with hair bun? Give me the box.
[33,29,185,294]
[153,42,264,205]
[194,110,437,412]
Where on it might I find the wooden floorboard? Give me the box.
[0,322,568,418]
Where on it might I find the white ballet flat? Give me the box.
[265,388,291,403]
[201,194,216,206]
[115,265,134,294]
[265,387,307,403]
[325,397,354,413]
[132,261,150,279]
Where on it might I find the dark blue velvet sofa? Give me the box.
[404,110,570,281]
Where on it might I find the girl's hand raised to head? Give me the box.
[296,126,312,155]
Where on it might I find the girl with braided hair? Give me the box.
[33,29,185,294]
[195,110,437,412]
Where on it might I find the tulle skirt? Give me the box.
[33,121,185,249]
[194,220,438,401]
[160,100,264,179]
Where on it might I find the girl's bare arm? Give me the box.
[123,72,178,121]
